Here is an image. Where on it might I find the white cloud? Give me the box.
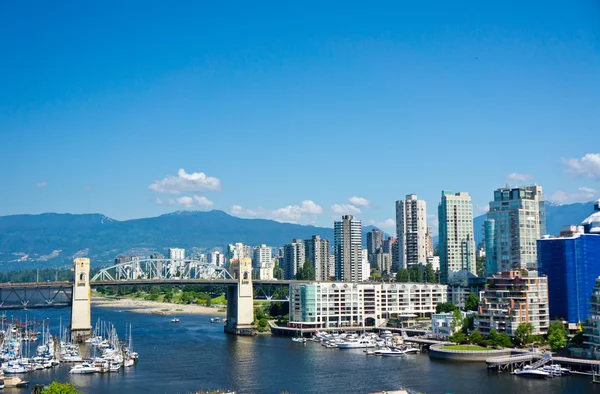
[162,195,214,208]
[230,200,323,223]
[548,187,599,204]
[193,195,214,207]
[331,204,362,215]
[562,153,600,179]
[149,168,221,194]
[505,172,534,183]
[368,218,395,230]
[348,196,370,207]
[36,182,47,188]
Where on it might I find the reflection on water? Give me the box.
[1,308,598,394]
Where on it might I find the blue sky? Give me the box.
[2,1,600,232]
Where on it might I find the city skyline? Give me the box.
[2,2,600,231]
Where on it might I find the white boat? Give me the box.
[124,358,134,367]
[513,366,551,378]
[171,318,180,323]
[541,364,570,376]
[400,346,420,354]
[291,337,306,343]
[210,317,221,323]
[3,365,28,374]
[376,348,406,357]
[69,363,98,374]
[109,362,121,372]
[337,338,375,349]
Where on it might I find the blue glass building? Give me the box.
[538,233,600,324]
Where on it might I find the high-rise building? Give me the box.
[334,215,363,282]
[304,235,331,282]
[396,194,427,270]
[328,254,335,279]
[485,185,546,272]
[474,271,549,336]
[537,201,600,326]
[168,248,185,260]
[226,243,252,263]
[366,228,385,267]
[252,244,272,269]
[426,226,434,257]
[438,191,476,284]
[283,239,305,280]
[209,251,225,267]
[361,249,370,281]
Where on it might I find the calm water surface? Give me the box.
[3,308,598,394]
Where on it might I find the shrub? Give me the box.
[459,340,470,345]
[478,341,489,348]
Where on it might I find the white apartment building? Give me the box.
[304,235,331,282]
[438,191,476,284]
[283,239,305,280]
[334,215,363,282]
[253,244,274,280]
[168,248,185,260]
[361,249,370,281]
[396,194,427,270]
[474,271,549,336]
[226,243,252,263]
[289,282,447,328]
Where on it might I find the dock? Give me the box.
[486,351,600,374]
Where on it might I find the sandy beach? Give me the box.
[92,297,227,316]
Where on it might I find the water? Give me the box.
[2,307,598,394]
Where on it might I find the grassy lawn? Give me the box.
[211,295,226,304]
[442,345,490,351]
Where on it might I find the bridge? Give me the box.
[0,257,308,341]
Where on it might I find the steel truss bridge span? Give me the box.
[91,258,234,282]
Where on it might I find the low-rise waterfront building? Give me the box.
[289,282,447,328]
[431,311,473,339]
[474,271,549,336]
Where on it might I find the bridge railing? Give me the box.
[91,259,234,282]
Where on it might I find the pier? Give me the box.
[486,352,600,374]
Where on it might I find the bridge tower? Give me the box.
[71,258,92,343]
[225,258,255,335]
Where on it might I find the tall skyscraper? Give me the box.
[334,215,363,282]
[485,185,546,272]
[252,244,272,269]
[438,191,476,284]
[283,239,305,280]
[304,235,331,282]
[168,248,185,260]
[425,226,434,257]
[395,194,427,270]
[226,243,251,262]
[366,228,385,268]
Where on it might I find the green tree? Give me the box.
[449,331,466,343]
[180,292,194,304]
[547,320,568,351]
[476,256,485,277]
[469,329,483,344]
[436,302,457,314]
[425,262,436,283]
[465,293,479,312]
[257,318,269,332]
[514,322,534,346]
[163,292,173,303]
[296,259,315,281]
[273,261,283,280]
[486,329,501,346]
[498,332,513,348]
[571,331,585,346]
[41,382,81,394]
[396,269,409,283]
[408,265,424,282]
[450,309,463,332]
[461,316,475,334]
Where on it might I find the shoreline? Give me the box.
[91,296,227,316]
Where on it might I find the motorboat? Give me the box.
[541,364,570,376]
[376,348,406,357]
[513,366,551,378]
[109,362,121,372]
[210,317,221,323]
[400,346,420,354]
[124,358,134,367]
[337,338,375,349]
[291,337,306,343]
[171,318,180,323]
[3,364,28,374]
[69,363,98,374]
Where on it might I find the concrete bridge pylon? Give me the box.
[224,258,255,335]
[71,258,92,343]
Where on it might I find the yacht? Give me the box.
[541,364,570,376]
[69,363,98,374]
[109,362,121,372]
[337,338,375,349]
[171,318,180,323]
[3,364,28,374]
[513,366,551,378]
[291,337,306,343]
[124,358,134,367]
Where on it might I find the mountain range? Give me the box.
[0,201,596,270]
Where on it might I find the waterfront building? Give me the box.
[537,201,600,326]
[289,282,447,328]
[304,235,331,282]
[366,228,385,267]
[580,277,600,359]
[168,248,185,261]
[334,215,363,282]
[283,239,305,280]
[474,271,549,336]
[431,311,472,340]
[438,191,476,284]
[485,185,546,272]
[447,283,485,309]
[395,194,427,270]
